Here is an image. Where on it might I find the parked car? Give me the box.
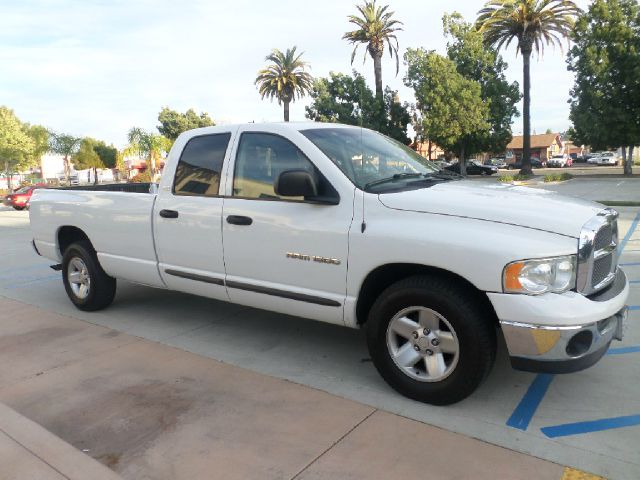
[574,154,589,163]
[593,153,619,166]
[506,158,543,170]
[484,158,507,169]
[30,122,629,405]
[2,184,45,210]
[547,154,573,168]
[445,160,498,175]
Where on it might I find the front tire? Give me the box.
[13,206,24,211]
[62,241,116,311]
[366,275,496,405]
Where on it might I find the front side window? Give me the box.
[173,133,231,196]
[233,132,318,200]
[301,127,439,190]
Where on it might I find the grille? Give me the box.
[577,210,619,295]
[592,255,613,287]
[594,225,613,251]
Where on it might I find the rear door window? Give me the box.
[173,133,231,196]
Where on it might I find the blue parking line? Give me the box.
[506,374,554,430]
[619,211,640,253]
[541,414,640,438]
[630,280,640,284]
[629,306,640,311]
[621,262,640,266]
[607,345,640,355]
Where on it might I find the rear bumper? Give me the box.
[491,269,629,374]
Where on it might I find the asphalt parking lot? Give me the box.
[1,177,639,479]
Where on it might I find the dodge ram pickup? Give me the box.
[29,123,629,405]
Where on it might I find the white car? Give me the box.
[597,153,619,166]
[547,154,572,168]
[29,122,629,405]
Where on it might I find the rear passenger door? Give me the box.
[154,129,235,301]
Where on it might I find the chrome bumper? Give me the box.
[501,306,627,374]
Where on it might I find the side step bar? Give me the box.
[50,264,62,271]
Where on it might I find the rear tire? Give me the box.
[366,275,496,405]
[13,206,24,211]
[62,241,116,311]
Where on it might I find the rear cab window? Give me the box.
[173,133,231,196]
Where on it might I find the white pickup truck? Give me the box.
[30,123,629,405]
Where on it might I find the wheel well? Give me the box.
[355,263,498,326]
[57,226,92,257]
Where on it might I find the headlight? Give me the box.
[503,255,576,295]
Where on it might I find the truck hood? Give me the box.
[377,181,603,238]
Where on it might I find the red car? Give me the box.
[3,185,45,210]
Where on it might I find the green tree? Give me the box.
[126,127,171,180]
[404,48,489,175]
[477,0,580,175]
[50,133,81,183]
[92,141,117,169]
[343,0,403,99]
[567,0,640,175]
[305,71,411,143]
[157,107,215,141]
[443,13,520,157]
[255,47,313,122]
[25,125,50,179]
[72,138,103,185]
[0,107,35,190]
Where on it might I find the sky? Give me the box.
[1,0,591,148]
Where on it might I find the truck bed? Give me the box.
[29,187,164,288]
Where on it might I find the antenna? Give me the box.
[359,82,366,234]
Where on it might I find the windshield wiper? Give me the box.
[364,173,424,190]
[425,169,464,180]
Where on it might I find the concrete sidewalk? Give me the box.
[0,296,594,480]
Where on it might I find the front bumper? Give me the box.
[493,269,629,374]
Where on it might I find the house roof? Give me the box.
[507,133,560,150]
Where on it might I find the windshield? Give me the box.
[14,186,31,193]
[301,127,439,190]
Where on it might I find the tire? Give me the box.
[13,206,24,211]
[366,275,496,405]
[62,241,116,311]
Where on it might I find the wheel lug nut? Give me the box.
[431,339,440,347]
[425,349,434,356]
[412,331,419,339]
[413,345,421,352]
[423,328,430,335]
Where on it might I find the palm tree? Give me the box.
[477,0,579,175]
[125,127,170,180]
[343,0,403,99]
[255,47,313,122]
[50,132,81,184]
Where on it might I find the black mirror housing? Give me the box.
[275,169,318,198]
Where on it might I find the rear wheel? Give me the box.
[62,241,116,311]
[366,275,496,405]
[13,206,24,211]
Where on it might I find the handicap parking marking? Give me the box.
[606,345,640,355]
[619,211,640,253]
[506,373,554,430]
[541,414,640,438]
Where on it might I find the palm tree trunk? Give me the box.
[624,146,633,176]
[4,160,10,191]
[373,53,383,99]
[521,47,533,176]
[93,167,98,185]
[64,155,70,184]
[283,100,290,122]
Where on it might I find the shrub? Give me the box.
[130,171,152,183]
[544,172,573,183]
[499,174,529,183]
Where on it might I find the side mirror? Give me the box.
[275,169,318,198]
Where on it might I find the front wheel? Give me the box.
[366,275,496,405]
[13,206,24,211]
[62,241,116,311]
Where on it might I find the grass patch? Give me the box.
[597,200,640,207]
[543,172,573,183]
[499,174,530,183]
